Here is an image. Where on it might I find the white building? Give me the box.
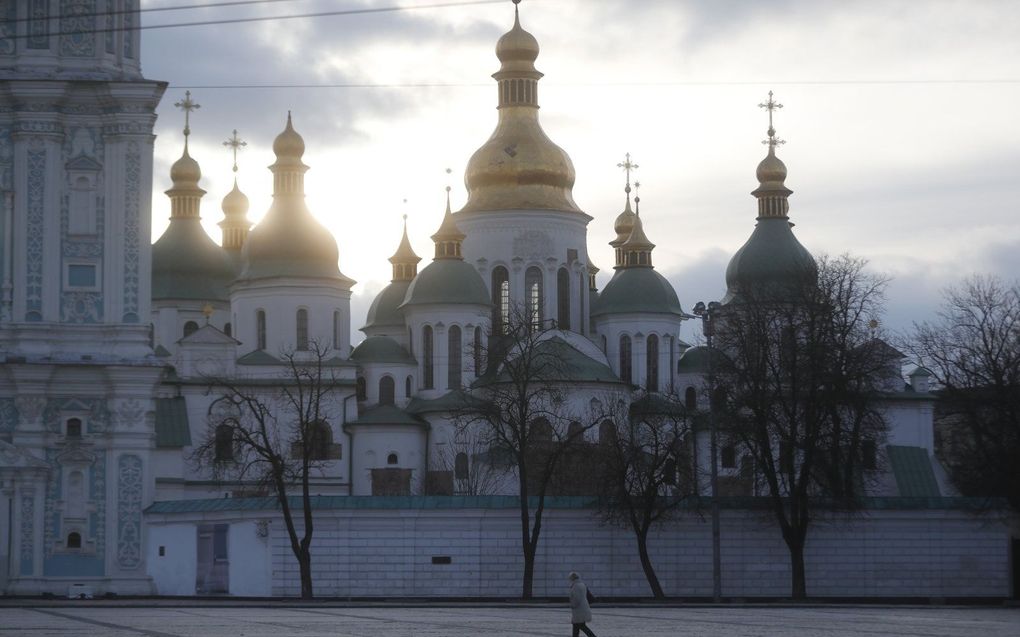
[0,3,1011,598]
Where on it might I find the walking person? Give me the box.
[568,571,597,637]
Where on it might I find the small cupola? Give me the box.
[431,187,466,260]
[389,215,422,281]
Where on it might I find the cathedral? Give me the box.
[0,3,1011,598]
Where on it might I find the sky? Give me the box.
[141,0,1020,345]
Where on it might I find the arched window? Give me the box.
[862,438,877,470]
[214,425,234,461]
[387,453,399,465]
[66,418,82,438]
[224,322,232,337]
[333,311,341,349]
[405,375,413,398]
[525,267,543,329]
[423,325,434,389]
[256,310,267,350]
[308,421,333,461]
[67,471,85,518]
[491,266,510,335]
[356,377,367,401]
[721,445,737,469]
[599,420,616,445]
[557,267,571,330]
[183,320,199,337]
[454,452,469,480]
[685,386,697,411]
[619,335,632,384]
[296,308,309,350]
[667,335,675,387]
[448,325,462,388]
[567,421,583,441]
[379,376,395,405]
[473,326,482,376]
[646,334,659,392]
[531,418,552,444]
[66,532,82,549]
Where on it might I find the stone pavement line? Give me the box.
[293,607,564,637]
[27,608,182,637]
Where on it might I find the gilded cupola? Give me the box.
[610,153,639,265]
[390,215,422,281]
[460,1,580,214]
[219,129,252,252]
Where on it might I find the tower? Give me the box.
[0,3,166,596]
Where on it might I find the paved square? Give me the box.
[1,604,1019,637]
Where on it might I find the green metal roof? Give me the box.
[144,494,1000,515]
[350,336,416,365]
[676,345,732,374]
[361,280,411,331]
[347,404,426,427]
[152,219,236,302]
[236,350,280,365]
[887,445,941,497]
[406,389,489,414]
[478,336,621,385]
[400,259,490,308]
[154,397,192,448]
[591,267,685,317]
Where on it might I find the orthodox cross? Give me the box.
[174,90,200,138]
[223,129,247,174]
[758,90,785,149]
[617,153,639,192]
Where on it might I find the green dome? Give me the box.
[239,202,344,281]
[362,280,411,332]
[591,267,684,317]
[350,336,416,364]
[400,259,490,309]
[676,345,731,374]
[152,219,235,301]
[722,218,816,305]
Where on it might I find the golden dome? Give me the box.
[496,6,539,68]
[756,146,788,186]
[610,188,636,247]
[460,2,581,214]
[221,179,249,217]
[272,112,305,160]
[169,142,201,186]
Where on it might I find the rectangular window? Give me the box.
[67,264,97,288]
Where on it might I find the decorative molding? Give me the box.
[0,1,14,56]
[121,142,140,322]
[27,0,49,50]
[20,496,34,575]
[116,454,143,569]
[25,149,46,320]
[60,0,97,57]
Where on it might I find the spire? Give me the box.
[753,90,792,219]
[219,129,251,251]
[165,92,206,220]
[389,213,422,281]
[617,183,655,269]
[431,187,466,260]
[270,111,308,198]
[460,0,580,213]
[611,153,639,259]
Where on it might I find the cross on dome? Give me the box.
[223,129,247,173]
[758,90,786,149]
[174,90,200,138]
[617,152,639,193]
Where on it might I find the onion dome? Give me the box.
[153,141,234,302]
[351,336,416,365]
[593,199,683,317]
[611,190,636,248]
[722,92,815,305]
[361,217,421,333]
[219,179,251,252]
[460,3,581,214]
[238,113,353,285]
[400,192,489,309]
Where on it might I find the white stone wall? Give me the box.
[145,506,1012,598]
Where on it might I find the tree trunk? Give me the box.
[522,542,535,600]
[788,540,806,600]
[635,528,664,599]
[298,548,314,599]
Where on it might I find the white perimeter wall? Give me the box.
[147,506,1011,598]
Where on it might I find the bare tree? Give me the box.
[908,275,1020,509]
[192,341,346,599]
[595,392,696,598]
[428,426,504,496]
[455,305,606,599]
[714,254,891,599]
